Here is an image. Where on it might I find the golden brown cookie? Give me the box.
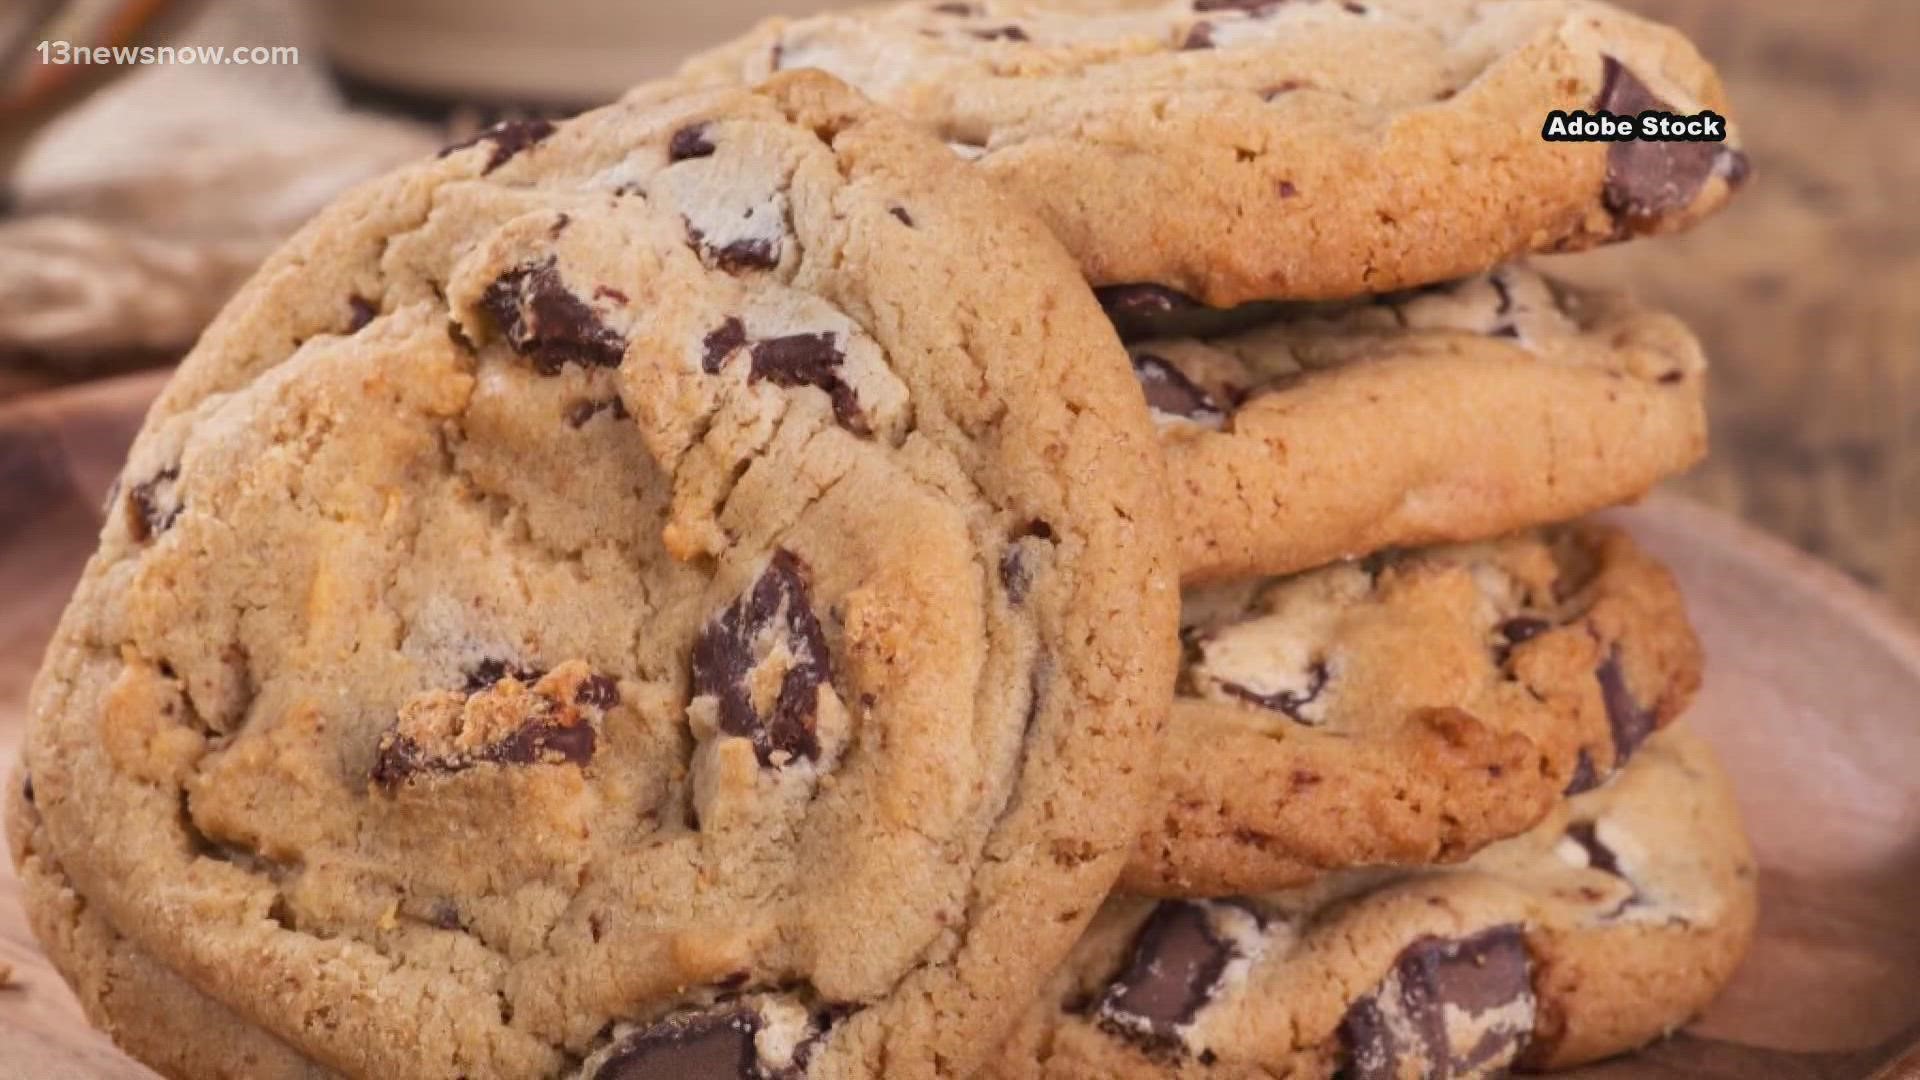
[1128,522,1702,896]
[10,72,1178,1080]
[16,724,1748,1079]
[685,0,1748,306]
[1106,264,1708,584]
[990,723,1757,1078]
[7,771,337,1080]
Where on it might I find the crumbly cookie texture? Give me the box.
[10,72,1179,1080]
[9,725,1756,1078]
[989,723,1757,1079]
[1107,264,1708,584]
[684,0,1747,306]
[1128,522,1702,896]
[8,772,339,1080]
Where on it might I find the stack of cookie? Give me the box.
[8,4,1755,1079]
[686,2,1760,1074]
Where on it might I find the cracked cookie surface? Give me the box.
[9,71,1179,1080]
[1127,521,1702,895]
[1105,264,1709,584]
[684,0,1747,306]
[12,725,1754,1079]
[990,723,1757,1078]
[8,772,339,1080]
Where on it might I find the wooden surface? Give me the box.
[1550,0,1920,617]
[4,373,1920,1077]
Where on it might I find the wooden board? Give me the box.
[1553,0,1920,620]
[2,372,1918,1078]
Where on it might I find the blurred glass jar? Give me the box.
[309,0,838,113]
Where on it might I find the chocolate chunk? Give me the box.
[1565,821,1623,877]
[749,333,870,437]
[749,333,838,383]
[1094,283,1203,341]
[465,658,543,692]
[125,466,182,542]
[1194,0,1283,11]
[373,667,611,789]
[971,25,1030,41]
[1565,821,1641,918]
[888,205,915,227]
[691,550,830,766]
[492,717,599,767]
[1182,21,1216,49]
[575,674,621,709]
[1222,661,1329,725]
[593,1008,759,1080]
[669,124,717,162]
[347,295,377,332]
[683,220,785,272]
[711,236,782,272]
[1596,649,1655,765]
[1596,58,1734,228]
[1563,748,1599,796]
[1340,926,1535,1080]
[439,118,557,174]
[702,317,749,374]
[1097,902,1235,1044]
[1342,1,1368,13]
[480,257,628,375]
[566,396,631,428]
[1131,353,1225,422]
[373,713,595,789]
[1277,179,1299,198]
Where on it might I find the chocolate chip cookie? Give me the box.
[1129,521,1702,896]
[12,71,1179,1080]
[991,723,1757,1078]
[1109,264,1708,583]
[684,0,1748,307]
[8,771,337,1080]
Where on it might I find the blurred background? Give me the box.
[1,0,1915,615]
